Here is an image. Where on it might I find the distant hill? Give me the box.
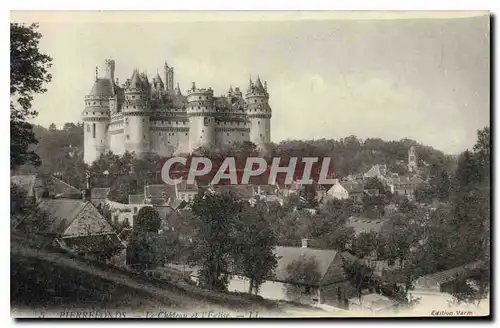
[14,123,457,178]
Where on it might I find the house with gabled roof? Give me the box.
[228,240,357,307]
[144,184,176,205]
[11,174,82,204]
[14,196,125,263]
[175,180,199,202]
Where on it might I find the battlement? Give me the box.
[187,82,214,96]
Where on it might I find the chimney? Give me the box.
[301,238,310,248]
[82,189,91,202]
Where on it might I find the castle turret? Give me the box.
[82,67,113,164]
[245,76,271,147]
[164,61,174,92]
[152,72,165,91]
[104,59,115,81]
[187,82,215,151]
[122,69,151,155]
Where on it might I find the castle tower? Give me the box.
[187,82,215,152]
[408,146,418,172]
[164,61,174,91]
[245,76,272,147]
[122,69,151,155]
[82,67,112,164]
[104,59,115,81]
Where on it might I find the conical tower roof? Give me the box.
[128,70,142,90]
[254,77,266,93]
[88,79,115,97]
[154,72,163,83]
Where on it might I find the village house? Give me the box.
[406,261,489,313]
[144,184,176,205]
[90,187,110,207]
[391,175,424,199]
[227,239,357,308]
[277,180,304,198]
[14,191,125,264]
[175,180,199,202]
[325,179,349,200]
[363,164,388,180]
[342,180,365,203]
[345,216,391,237]
[11,174,82,204]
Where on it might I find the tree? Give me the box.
[450,265,490,308]
[10,183,28,216]
[284,255,322,302]
[351,232,379,259]
[134,207,161,233]
[232,202,278,294]
[126,230,167,270]
[11,23,52,169]
[342,258,375,301]
[191,192,241,291]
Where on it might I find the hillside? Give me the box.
[11,233,328,318]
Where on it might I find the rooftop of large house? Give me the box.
[345,216,390,236]
[413,261,487,290]
[91,187,110,200]
[214,184,255,199]
[15,198,114,236]
[272,246,350,286]
[128,194,146,205]
[11,174,81,198]
[145,184,176,201]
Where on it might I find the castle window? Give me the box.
[93,112,95,115]
[260,134,263,137]
[242,133,244,136]
[227,133,229,136]
[186,133,188,136]
[133,106,136,109]
[258,121,260,125]
[126,135,130,140]
[132,95,135,99]
[92,123,96,138]
[254,99,257,103]
[93,102,96,105]
[199,96,201,100]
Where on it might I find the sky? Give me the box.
[11,11,490,154]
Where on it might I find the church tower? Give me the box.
[408,146,418,172]
[245,76,272,148]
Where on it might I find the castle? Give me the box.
[82,59,272,164]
